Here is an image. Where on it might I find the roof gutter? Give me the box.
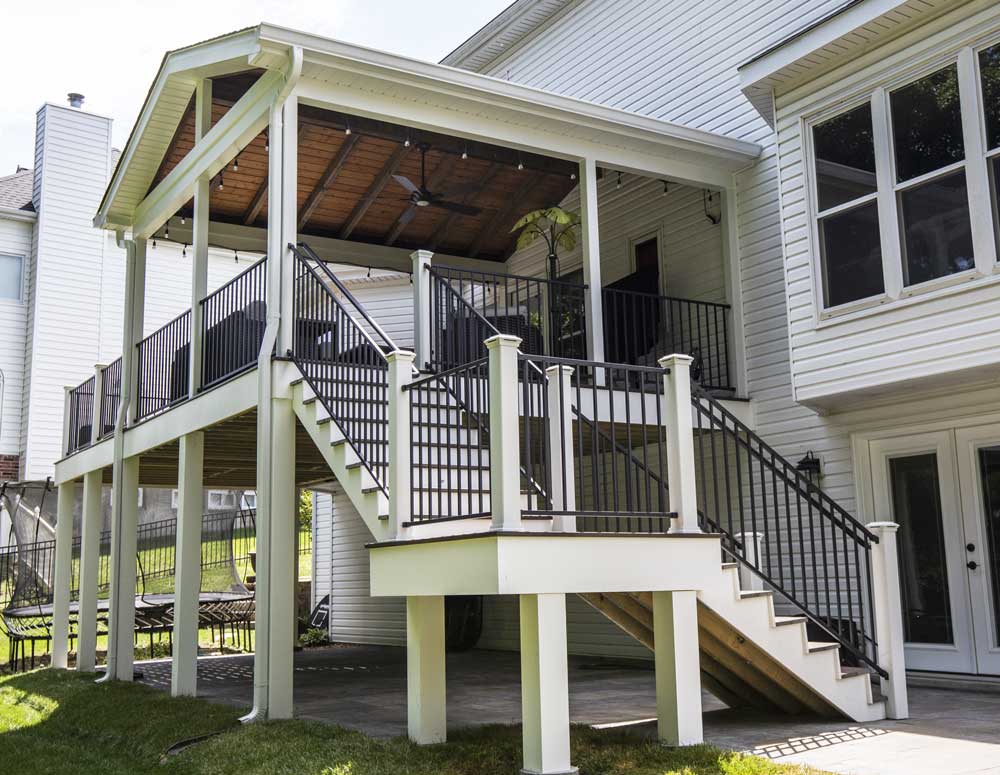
[0,206,36,223]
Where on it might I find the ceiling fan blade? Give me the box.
[429,200,482,216]
[392,174,421,195]
[396,205,419,228]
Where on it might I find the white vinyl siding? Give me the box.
[0,219,32,457]
[312,491,333,609]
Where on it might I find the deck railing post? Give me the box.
[61,385,73,455]
[659,354,701,534]
[545,364,575,531]
[870,521,909,719]
[487,334,523,531]
[736,531,765,591]
[412,250,433,371]
[92,364,106,442]
[387,350,416,538]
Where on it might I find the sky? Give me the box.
[0,0,511,174]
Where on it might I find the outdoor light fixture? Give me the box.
[233,154,239,172]
[796,451,822,485]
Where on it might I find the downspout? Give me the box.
[243,44,302,724]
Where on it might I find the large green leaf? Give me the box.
[511,209,547,233]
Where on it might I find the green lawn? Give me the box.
[0,669,832,775]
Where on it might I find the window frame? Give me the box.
[804,38,1000,324]
[0,254,24,304]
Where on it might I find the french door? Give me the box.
[870,427,1000,675]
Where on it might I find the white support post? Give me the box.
[519,593,576,775]
[412,250,433,371]
[736,532,764,592]
[76,469,104,672]
[387,350,416,538]
[50,482,76,669]
[486,334,523,531]
[407,595,446,744]
[126,240,147,425]
[578,159,605,367]
[107,455,140,681]
[659,354,701,534]
[189,79,212,396]
[172,431,205,696]
[277,98,298,359]
[870,521,908,719]
[652,590,703,746]
[61,386,73,456]
[0,503,10,549]
[545,365,575,532]
[92,364,106,440]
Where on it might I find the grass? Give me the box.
[0,669,833,775]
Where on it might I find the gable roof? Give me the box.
[0,168,34,212]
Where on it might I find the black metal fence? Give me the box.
[201,258,267,388]
[405,358,491,523]
[66,376,96,454]
[602,287,732,391]
[428,266,587,370]
[517,355,672,532]
[690,383,881,674]
[98,358,122,439]
[136,310,191,421]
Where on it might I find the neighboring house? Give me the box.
[44,3,1000,773]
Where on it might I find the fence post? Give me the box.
[545,364,575,532]
[870,521,908,719]
[61,385,73,455]
[92,364,106,441]
[736,531,764,591]
[412,250,433,371]
[487,334,523,531]
[659,354,701,534]
[387,350,416,539]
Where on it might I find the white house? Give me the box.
[42,1,1000,772]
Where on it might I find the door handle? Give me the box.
[968,561,979,571]
[967,543,976,552]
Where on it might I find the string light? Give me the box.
[461,144,468,160]
[152,238,157,249]
[233,154,239,172]
[570,171,577,180]
[234,248,239,264]
[517,153,524,171]
[404,134,411,148]
[344,121,352,136]
[180,215,185,225]
[264,129,269,152]
[217,173,224,191]
[616,171,622,190]
[662,180,669,196]
[182,244,187,257]
[165,225,169,239]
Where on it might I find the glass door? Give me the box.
[955,425,1000,676]
[870,431,976,673]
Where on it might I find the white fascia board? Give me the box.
[54,440,113,485]
[95,27,263,231]
[260,24,761,168]
[0,207,37,223]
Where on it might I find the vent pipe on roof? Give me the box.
[67,93,84,109]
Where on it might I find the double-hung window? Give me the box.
[981,43,1000,250]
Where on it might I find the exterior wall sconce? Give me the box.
[796,450,821,485]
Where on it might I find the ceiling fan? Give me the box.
[392,143,482,216]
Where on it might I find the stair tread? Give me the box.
[774,615,807,627]
[807,640,840,653]
[738,590,772,599]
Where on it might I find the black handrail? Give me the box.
[98,358,122,440]
[66,376,95,454]
[135,309,191,421]
[690,382,883,677]
[200,257,267,389]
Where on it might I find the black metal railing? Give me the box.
[291,244,393,494]
[201,258,267,389]
[98,358,122,439]
[428,266,587,370]
[603,288,732,391]
[517,354,672,532]
[690,383,882,675]
[405,357,491,523]
[135,310,191,421]
[66,376,96,454]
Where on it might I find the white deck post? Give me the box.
[407,595,446,744]
[172,431,205,696]
[76,469,104,672]
[870,521,908,719]
[0,503,10,549]
[107,455,140,680]
[387,350,416,538]
[736,531,764,591]
[652,590,703,746]
[189,78,212,397]
[486,334,523,531]
[126,240,147,425]
[520,593,576,775]
[50,482,77,669]
[545,364,575,531]
[412,250,433,371]
[578,159,605,367]
[92,364,106,440]
[659,354,700,534]
[61,385,73,455]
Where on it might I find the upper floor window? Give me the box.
[981,44,1000,251]
[0,255,23,301]
[813,104,884,307]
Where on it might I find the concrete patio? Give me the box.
[138,645,1000,775]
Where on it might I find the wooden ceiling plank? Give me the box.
[468,171,541,258]
[384,153,457,246]
[299,133,360,230]
[427,162,504,252]
[339,144,410,240]
[242,178,269,225]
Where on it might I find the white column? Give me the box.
[171,431,204,696]
[412,250,433,371]
[126,240,147,425]
[407,595,446,744]
[189,79,212,396]
[545,365,575,532]
[659,354,700,534]
[76,469,104,672]
[652,590,703,746]
[388,350,416,538]
[520,593,575,775]
[720,187,746,397]
[107,455,140,680]
[92,363,106,440]
[486,334,523,531]
[578,159,605,366]
[61,385,73,456]
[870,521,908,719]
[50,482,77,669]
[736,532,764,592]
[276,98,298,358]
